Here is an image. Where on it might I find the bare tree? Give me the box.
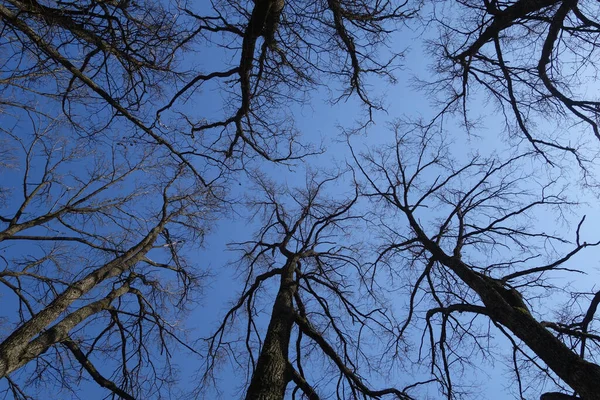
[0,0,419,398]
[201,172,418,399]
[0,0,415,171]
[424,0,600,163]
[9,0,600,399]
[352,122,600,399]
[0,114,218,398]
[165,0,415,162]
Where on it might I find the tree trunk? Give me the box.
[448,257,600,400]
[406,213,600,399]
[244,256,298,400]
[0,222,164,378]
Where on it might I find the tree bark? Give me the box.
[244,256,298,400]
[0,221,164,378]
[405,211,600,400]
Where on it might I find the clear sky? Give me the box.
[2,1,600,399]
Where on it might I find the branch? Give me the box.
[62,338,135,400]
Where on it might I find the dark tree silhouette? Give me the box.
[0,0,415,397]
[0,0,414,170]
[0,118,218,398]
[426,0,600,163]
[5,0,600,399]
[171,0,414,161]
[202,172,417,399]
[353,122,600,399]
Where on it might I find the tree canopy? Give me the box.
[2,0,600,399]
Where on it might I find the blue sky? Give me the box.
[2,1,600,399]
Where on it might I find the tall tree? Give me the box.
[0,0,414,169]
[426,0,600,163]
[0,0,415,397]
[0,117,217,398]
[202,172,416,399]
[5,0,600,399]
[167,0,414,160]
[353,122,600,399]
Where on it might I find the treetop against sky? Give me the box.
[1,0,600,399]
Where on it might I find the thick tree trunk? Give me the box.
[447,257,600,400]
[0,284,130,376]
[244,256,298,400]
[406,213,600,399]
[0,222,164,378]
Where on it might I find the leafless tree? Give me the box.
[352,122,600,399]
[0,0,415,172]
[165,0,416,162]
[200,172,419,399]
[424,0,600,164]
[0,1,418,397]
[0,114,219,399]
[9,0,600,399]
